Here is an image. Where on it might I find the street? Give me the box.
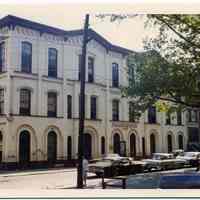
[0,167,197,190]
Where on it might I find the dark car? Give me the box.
[88,157,134,177]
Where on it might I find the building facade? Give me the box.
[0,15,199,168]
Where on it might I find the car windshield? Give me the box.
[184,152,198,157]
[152,154,172,160]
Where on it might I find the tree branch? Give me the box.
[155,96,200,108]
[154,15,200,49]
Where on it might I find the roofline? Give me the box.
[0,15,133,55]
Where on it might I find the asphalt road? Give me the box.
[0,167,198,190]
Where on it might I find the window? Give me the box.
[67,95,72,119]
[0,42,5,72]
[20,89,31,115]
[128,64,135,86]
[112,63,119,87]
[148,106,156,124]
[90,96,97,120]
[129,102,135,122]
[0,89,4,114]
[188,110,198,122]
[142,137,146,157]
[112,99,119,121]
[78,55,82,81]
[0,131,2,163]
[166,112,171,125]
[47,92,57,117]
[88,57,94,83]
[48,48,57,78]
[21,42,32,73]
[177,110,182,125]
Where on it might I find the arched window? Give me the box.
[0,131,2,163]
[178,134,184,149]
[130,133,136,157]
[20,89,31,115]
[101,136,105,155]
[113,133,120,154]
[19,130,30,164]
[67,136,72,160]
[112,63,119,87]
[21,42,32,73]
[167,134,173,153]
[47,131,57,163]
[47,92,57,117]
[48,48,57,78]
[150,133,156,154]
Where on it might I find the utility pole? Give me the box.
[77,14,89,189]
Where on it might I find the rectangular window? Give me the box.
[48,48,57,78]
[78,55,82,81]
[88,57,94,83]
[166,113,171,125]
[67,95,72,119]
[177,110,182,125]
[112,100,119,121]
[20,89,31,115]
[0,42,5,72]
[21,42,32,73]
[188,110,198,122]
[90,96,97,120]
[47,92,57,117]
[148,106,156,124]
[129,65,135,86]
[0,89,4,114]
[112,63,119,87]
[129,102,135,122]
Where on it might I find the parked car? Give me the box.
[172,149,184,157]
[177,151,200,167]
[141,153,186,171]
[88,156,135,177]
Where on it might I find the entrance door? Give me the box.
[113,133,120,154]
[47,131,57,163]
[84,133,92,160]
[19,130,30,165]
[130,133,136,157]
[150,133,156,154]
[167,134,173,153]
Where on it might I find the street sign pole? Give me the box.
[77,14,89,189]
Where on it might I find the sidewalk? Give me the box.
[0,167,76,177]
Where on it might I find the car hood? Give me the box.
[177,156,196,160]
[89,162,112,168]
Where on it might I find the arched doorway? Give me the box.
[84,133,92,160]
[167,134,173,153]
[178,134,184,149]
[150,133,156,154]
[113,133,120,154]
[47,131,57,163]
[130,133,136,157]
[19,130,30,165]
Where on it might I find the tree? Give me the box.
[98,14,200,115]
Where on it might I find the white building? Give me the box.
[0,15,199,168]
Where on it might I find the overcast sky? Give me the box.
[0,4,160,51]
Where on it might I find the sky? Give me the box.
[0,4,160,51]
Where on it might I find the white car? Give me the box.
[142,153,186,171]
[177,152,200,167]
